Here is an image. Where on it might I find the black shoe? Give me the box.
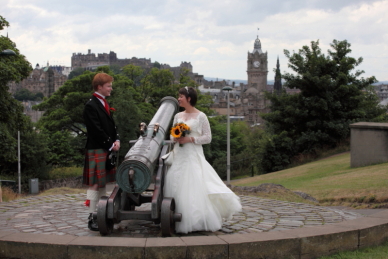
[88,213,99,231]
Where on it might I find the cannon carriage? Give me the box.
[94,96,182,236]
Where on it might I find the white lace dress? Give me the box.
[164,111,242,234]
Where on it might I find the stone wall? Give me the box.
[39,176,83,191]
[350,122,388,167]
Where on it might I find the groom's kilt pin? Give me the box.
[83,149,116,187]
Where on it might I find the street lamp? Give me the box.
[0,49,16,56]
[222,86,232,185]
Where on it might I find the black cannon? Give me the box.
[95,96,182,236]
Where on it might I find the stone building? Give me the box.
[71,49,153,70]
[71,50,204,84]
[21,100,44,123]
[160,61,204,85]
[201,34,272,125]
[375,84,388,101]
[8,63,68,97]
[242,35,270,124]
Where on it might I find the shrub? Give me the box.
[1,186,24,202]
[48,167,83,180]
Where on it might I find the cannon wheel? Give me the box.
[97,196,114,236]
[161,197,178,237]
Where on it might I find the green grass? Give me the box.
[48,166,82,180]
[233,152,388,208]
[318,241,388,259]
[232,184,319,205]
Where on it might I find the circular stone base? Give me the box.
[0,193,362,237]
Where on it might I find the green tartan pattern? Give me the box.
[83,149,116,187]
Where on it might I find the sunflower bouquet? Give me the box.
[170,122,191,147]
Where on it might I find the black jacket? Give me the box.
[83,95,119,151]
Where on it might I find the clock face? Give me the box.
[253,61,260,68]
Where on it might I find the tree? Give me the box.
[68,67,85,80]
[178,68,196,88]
[140,68,179,107]
[34,92,44,101]
[109,64,121,75]
[14,88,33,101]
[14,88,44,101]
[121,64,145,87]
[153,61,161,69]
[204,117,250,179]
[0,15,50,179]
[110,84,144,161]
[260,39,387,173]
[45,130,83,167]
[33,63,227,171]
[196,91,215,116]
[34,70,95,134]
[34,66,145,163]
[13,88,43,101]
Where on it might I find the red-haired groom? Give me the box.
[83,72,120,231]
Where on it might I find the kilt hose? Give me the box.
[83,149,116,188]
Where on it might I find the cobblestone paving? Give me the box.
[0,193,363,238]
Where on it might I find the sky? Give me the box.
[2,0,388,82]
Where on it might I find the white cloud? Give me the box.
[216,46,236,56]
[2,0,388,81]
[193,47,211,55]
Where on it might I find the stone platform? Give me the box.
[0,192,364,237]
[1,190,388,258]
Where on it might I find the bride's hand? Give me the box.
[176,137,193,144]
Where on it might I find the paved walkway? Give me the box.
[0,188,368,238]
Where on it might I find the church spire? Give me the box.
[275,56,281,77]
[274,56,282,95]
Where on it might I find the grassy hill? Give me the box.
[233,152,388,208]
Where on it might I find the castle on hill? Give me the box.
[71,49,205,86]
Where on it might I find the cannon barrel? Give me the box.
[116,96,179,193]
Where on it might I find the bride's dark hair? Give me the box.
[178,86,197,106]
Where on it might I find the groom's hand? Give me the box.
[112,141,120,151]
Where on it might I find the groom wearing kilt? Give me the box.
[83,72,120,231]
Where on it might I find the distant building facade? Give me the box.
[375,84,388,101]
[21,100,44,123]
[8,63,68,97]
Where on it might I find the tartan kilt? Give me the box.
[83,149,116,187]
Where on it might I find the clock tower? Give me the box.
[247,35,268,92]
[242,33,269,125]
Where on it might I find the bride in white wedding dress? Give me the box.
[164,86,242,234]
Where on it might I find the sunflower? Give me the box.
[170,123,191,139]
[171,124,183,138]
[179,123,190,131]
